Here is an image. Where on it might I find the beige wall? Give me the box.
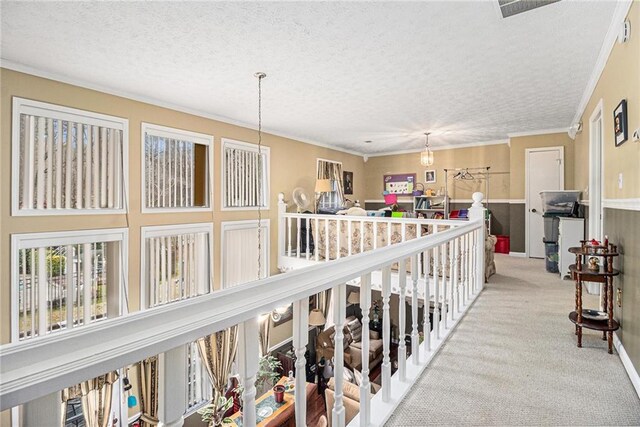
[574,3,639,199]
[0,69,365,348]
[363,143,511,202]
[509,133,575,199]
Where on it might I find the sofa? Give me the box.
[316,316,383,372]
[324,376,381,427]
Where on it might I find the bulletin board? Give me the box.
[383,173,416,195]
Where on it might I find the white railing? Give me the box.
[277,193,465,272]
[0,194,486,427]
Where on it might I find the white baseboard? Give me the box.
[509,252,526,257]
[614,332,640,399]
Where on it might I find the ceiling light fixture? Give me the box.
[420,132,434,167]
[364,140,372,144]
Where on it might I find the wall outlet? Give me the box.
[633,128,640,142]
[618,173,624,189]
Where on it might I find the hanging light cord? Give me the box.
[255,72,266,281]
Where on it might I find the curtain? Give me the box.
[317,159,344,208]
[138,357,160,426]
[61,371,119,427]
[259,316,271,357]
[198,327,239,403]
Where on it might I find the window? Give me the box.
[140,223,213,307]
[222,138,270,210]
[317,159,344,210]
[140,223,213,411]
[11,228,128,342]
[220,220,270,287]
[142,123,213,212]
[12,97,128,216]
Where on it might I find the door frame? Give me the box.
[589,99,605,241]
[525,146,565,258]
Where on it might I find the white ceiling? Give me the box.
[1,1,617,155]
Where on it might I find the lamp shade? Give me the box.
[347,292,360,304]
[308,309,326,326]
[315,179,332,193]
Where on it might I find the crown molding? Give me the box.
[0,59,366,158]
[507,128,570,138]
[570,0,634,125]
[366,139,510,158]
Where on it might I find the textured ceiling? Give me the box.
[1,1,617,154]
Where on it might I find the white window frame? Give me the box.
[221,138,271,211]
[139,222,213,310]
[10,227,129,343]
[11,97,129,216]
[141,123,214,213]
[220,219,270,288]
[316,158,343,210]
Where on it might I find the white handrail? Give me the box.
[0,219,482,411]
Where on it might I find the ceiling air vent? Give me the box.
[498,0,561,18]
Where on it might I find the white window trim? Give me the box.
[221,138,271,211]
[220,219,270,288]
[139,222,214,310]
[10,227,129,343]
[11,97,129,216]
[140,123,214,214]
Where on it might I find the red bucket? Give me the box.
[495,235,510,254]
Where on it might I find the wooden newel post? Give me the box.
[468,192,486,292]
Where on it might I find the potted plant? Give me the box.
[197,395,234,426]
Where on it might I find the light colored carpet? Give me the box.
[386,254,640,426]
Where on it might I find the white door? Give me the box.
[526,147,564,258]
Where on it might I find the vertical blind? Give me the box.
[13,231,125,341]
[18,114,124,212]
[144,135,199,209]
[223,143,268,208]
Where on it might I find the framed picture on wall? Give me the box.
[425,170,436,184]
[613,99,628,146]
[343,171,354,195]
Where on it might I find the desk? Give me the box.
[228,377,317,427]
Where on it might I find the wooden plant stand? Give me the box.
[568,242,619,354]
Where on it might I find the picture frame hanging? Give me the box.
[383,173,416,195]
[343,171,354,195]
[425,170,437,184]
[613,99,628,147]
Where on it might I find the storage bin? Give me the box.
[545,242,559,273]
[540,191,581,214]
[495,235,510,254]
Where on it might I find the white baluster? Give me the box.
[325,219,330,261]
[296,217,301,259]
[347,220,352,256]
[373,222,378,250]
[410,254,420,363]
[433,244,440,340]
[336,219,342,259]
[288,217,292,257]
[293,299,309,427]
[238,318,260,427]
[381,265,392,402]
[453,237,460,319]
[423,247,431,352]
[332,283,347,427]
[448,239,455,325]
[360,221,365,253]
[159,345,187,427]
[314,218,320,261]
[359,273,372,427]
[398,259,407,381]
[305,218,310,260]
[442,242,449,330]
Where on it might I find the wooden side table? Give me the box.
[568,243,619,354]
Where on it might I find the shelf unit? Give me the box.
[413,195,448,216]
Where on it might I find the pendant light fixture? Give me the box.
[420,132,434,167]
